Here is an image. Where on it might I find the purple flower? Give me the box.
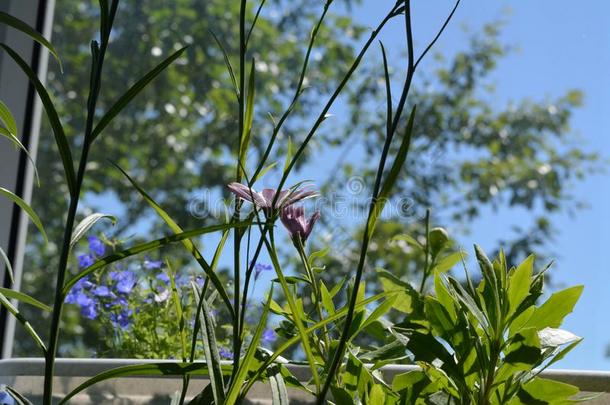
[109,308,133,329]
[280,205,320,245]
[218,347,233,360]
[253,263,272,280]
[0,388,17,405]
[144,257,163,270]
[227,182,318,211]
[110,271,137,294]
[65,276,93,303]
[156,273,170,284]
[194,275,205,288]
[87,236,106,257]
[262,328,276,344]
[77,254,95,269]
[92,285,111,297]
[71,292,97,320]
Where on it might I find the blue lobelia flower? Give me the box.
[253,263,272,280]
[261,328,276,344]
[110,271,137,294]
[156,272,170,284]
[87,236,106,257]
[0,387,16,405]
[218,347,233,360]
[75,293,98,320]
[143,257,163,270]
[77,254,95,269]
[92,285,112,297]
[109,308,133,329]
[64,276,93,303]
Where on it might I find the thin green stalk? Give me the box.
[419,209,431,293]
[266,228,321,392]
[295,239,330,357]
[43,4,119,403]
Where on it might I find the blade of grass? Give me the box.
[89,46,187,142]
[209,30,239,100]
[0,246,14,285]
[0,11,62,69]
[0,291,46,354]
[0,44,75,195]
[62,221,249,296]
[224,285,274,404]
[0,187,48,243]
[0,287,51,312]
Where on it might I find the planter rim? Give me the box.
[1,358,610,392]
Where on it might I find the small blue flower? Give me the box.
[144,257,163,270]
[254,263,272,280]
[156,272,170,284]
[87,236,106,257]
[92,285,111,297]
[0,388,16,405]
[262,328,276,344]
[109,308,132,329]
[218,347,233,360]
[77,254,95,269]
[194,275,205,289]
[110,271,137,294]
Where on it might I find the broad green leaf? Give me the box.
[0,11,61,68]
[517,377,579,403]
[0,287,51,312]
[0,44,75,196]
[369,384,386,404]
[70,213,116,249]
[0,291,46,354]
[392,234,424,250]
[526,285,584,329]
[434,272,457,320]
[0,187,47,243]
[59,362,223,404]
[432,251,466,274]
[113,163,234,317]
[377,268,418,313]
[425,296,455,337]
[62,221,248,295]
[253,161,277,183]
[504,328,542,368]
[0,246,14,285]
[320,281,335,315]
[330,385,354,405]
[90,46,187,142]
[356,295,397,335]
[508,254,534,315]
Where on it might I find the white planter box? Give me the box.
[1,358,610,404]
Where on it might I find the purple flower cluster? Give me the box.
[253,262,272,280]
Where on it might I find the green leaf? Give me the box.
[194,286,225,404]
[518,377,579,403]
[4,386,34,405]
[0,187,47,243]
[0,44,75,196]
[90,46,187,142]
[0,102,39,186]
[0,246,15,285]
[209,29,239,99]
[239,58,256,172]
[62,221,248,296]
[526,285,584,329]
[113,163,234,318]
[253,161,277,183]
[508,254,534,315]
[356,295,397,335]
[432,251,466,273]
[224,286,274,404]
[70,213,116,249]
[392,234,424,250]
[283,137,294,174]
[367,106,416,234]
[0,287,51,312]
[504,328,542,368]
[268,365,289,405]
[377,268,418,313]
[59,362,221,405]
[320,281,335,315]
[0,11,62,68]
[0,291,46,354]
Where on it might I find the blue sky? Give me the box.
[345,0,610,370]
[67,1,610,369]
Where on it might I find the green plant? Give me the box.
[391,242,584,404]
